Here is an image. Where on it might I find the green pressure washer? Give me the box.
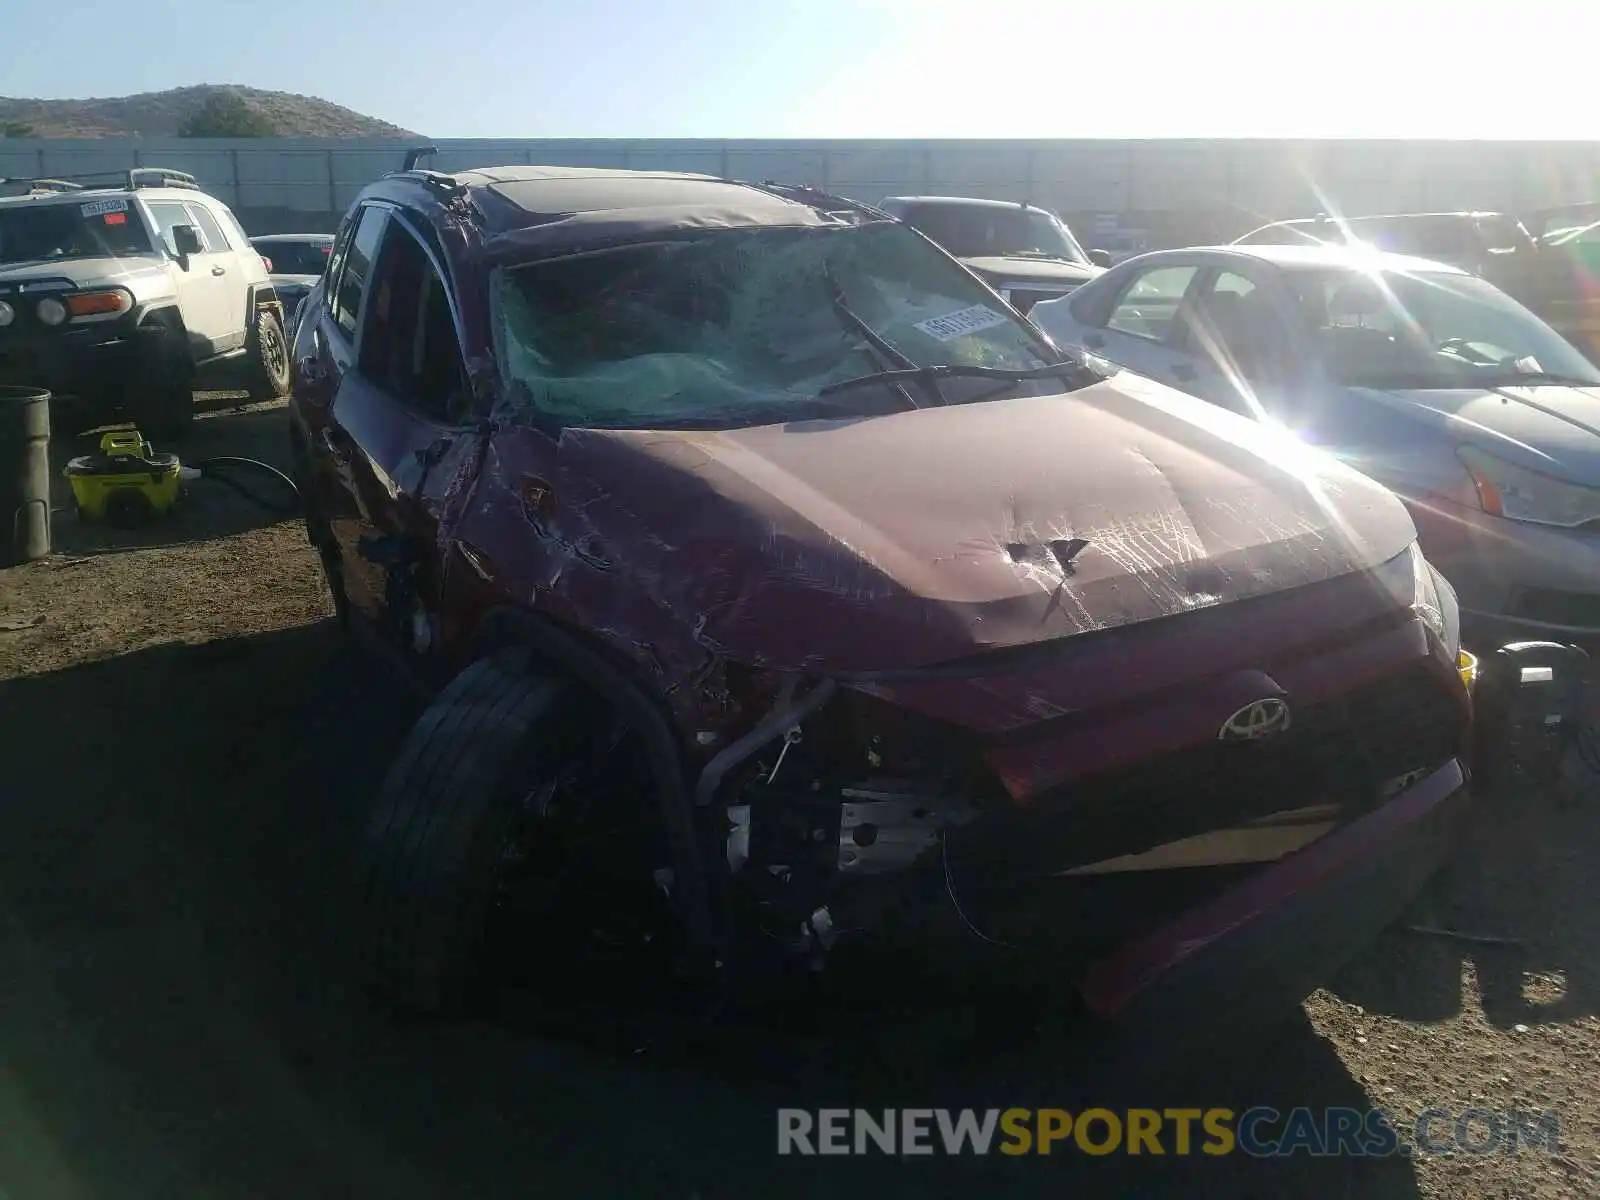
[65,430,181,527]
[64,426,299,529]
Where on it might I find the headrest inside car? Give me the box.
[1327,278,1387,318]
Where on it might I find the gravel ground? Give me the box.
[1,401,1597,1198]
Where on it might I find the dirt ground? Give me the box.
[2,401,1599,1199]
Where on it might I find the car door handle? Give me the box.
[211,265,227,276]
[1083,333,1105,349]
[1170,363,1197,382]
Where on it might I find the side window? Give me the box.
[357,220,471,424]
[1185,270,1288,390]
[212,203,251,251]
[1105,265,1198,342]
[144,200,192,255]
[185,204,229,254]
[1211,271,1256,298]
[332,206,387,340]
[324,217,355,297]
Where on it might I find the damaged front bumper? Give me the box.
[695,577,1587,1020]
[704,618,1479,1003]
[1079,756,1468,1028]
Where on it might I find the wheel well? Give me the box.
[136,304,184,337]
[469,607,685,754]
[466,605,718,961]
[246,284,284,328]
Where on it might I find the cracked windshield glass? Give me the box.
[498,222,1056,426]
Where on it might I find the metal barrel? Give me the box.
[0,386,52,568]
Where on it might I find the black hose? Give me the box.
[189,456,301,517]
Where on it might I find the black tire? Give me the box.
[245,306,291,400]
[353,649,571,1012]
[130,327,195,443]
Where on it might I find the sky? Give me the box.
[5,0,1600,140]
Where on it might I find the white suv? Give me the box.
[0,168,291,438]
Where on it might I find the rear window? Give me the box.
[901,203,1088,263]
[254,239,332,276]
[0,199,153,264]
[1236,223,1329,247]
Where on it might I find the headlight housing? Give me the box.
[64,288,134,322]
[1410,541,1460,659]
[1458,444,1600,527]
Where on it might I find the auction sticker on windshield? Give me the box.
[80,198,130,217]
[915,304,1010,342]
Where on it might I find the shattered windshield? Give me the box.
[497,221,1063,429]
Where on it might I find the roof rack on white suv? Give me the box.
[0,167,201,199]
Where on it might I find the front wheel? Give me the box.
[131,327,195,442]
[352,649,673,1013]
[245,306,291,399]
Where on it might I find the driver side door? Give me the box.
[143,199,234,358]
[1072,262,1208,389]
[322,208,478,659]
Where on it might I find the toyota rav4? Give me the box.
[290,162,1482,1047]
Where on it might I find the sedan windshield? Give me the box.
[0,201,153,264]
[1282,266,1600,389]
[497,221,1064,429]
[903,204,1089,264]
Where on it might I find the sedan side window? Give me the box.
[1105,266,1199,343]
[1184,270,1289,394]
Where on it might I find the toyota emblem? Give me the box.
[1218,698,1292,742]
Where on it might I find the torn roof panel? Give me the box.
[462,168,836,255]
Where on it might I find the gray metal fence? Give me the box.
[6,136,1600,243]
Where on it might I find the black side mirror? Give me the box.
[1088,248,1114,269]
[171,224,204,258]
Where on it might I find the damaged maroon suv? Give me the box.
[288,162,1478,1033]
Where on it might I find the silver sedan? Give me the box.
[1029,243,1600,640]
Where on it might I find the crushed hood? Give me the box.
[1366,384,1600,481]
[548,372,1416,673]
[960,256,1102,287]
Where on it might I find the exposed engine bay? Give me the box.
[718,689,1001,964]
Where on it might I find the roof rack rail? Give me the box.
[402,145,439,172]
[0,177,85,196]
[748,180,892,222]
[127,167,200,191]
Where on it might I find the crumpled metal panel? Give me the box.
[445,370,1415,737]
